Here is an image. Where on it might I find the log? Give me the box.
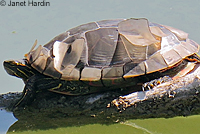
[1,65,200,131]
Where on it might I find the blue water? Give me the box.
[0,108,17,134]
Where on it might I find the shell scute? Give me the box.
[27,18,199,83]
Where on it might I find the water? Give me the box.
[1,0,200,133]
[4,115,200,134]
[0,109,17,134]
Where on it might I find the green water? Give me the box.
[6,115,200,134]
[1,0,200,133]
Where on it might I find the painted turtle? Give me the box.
[3,18,200,107]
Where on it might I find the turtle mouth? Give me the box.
[3,60,17,76]
[4,64,15,76]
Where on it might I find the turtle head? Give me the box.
[3,59,36,82]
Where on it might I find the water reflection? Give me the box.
[5,109,200,134]
[8,113,118,132]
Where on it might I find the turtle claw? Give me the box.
[111,76,172,111]
[142,76,172,91]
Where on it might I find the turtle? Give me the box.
[3,18,200,108]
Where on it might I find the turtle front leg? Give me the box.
[14,75,38,108]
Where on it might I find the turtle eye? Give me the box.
[67,45,72,54]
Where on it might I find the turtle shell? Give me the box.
[26,18,199,87]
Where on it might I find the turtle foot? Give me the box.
[110,76,172,111]
[142,76,172,91]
